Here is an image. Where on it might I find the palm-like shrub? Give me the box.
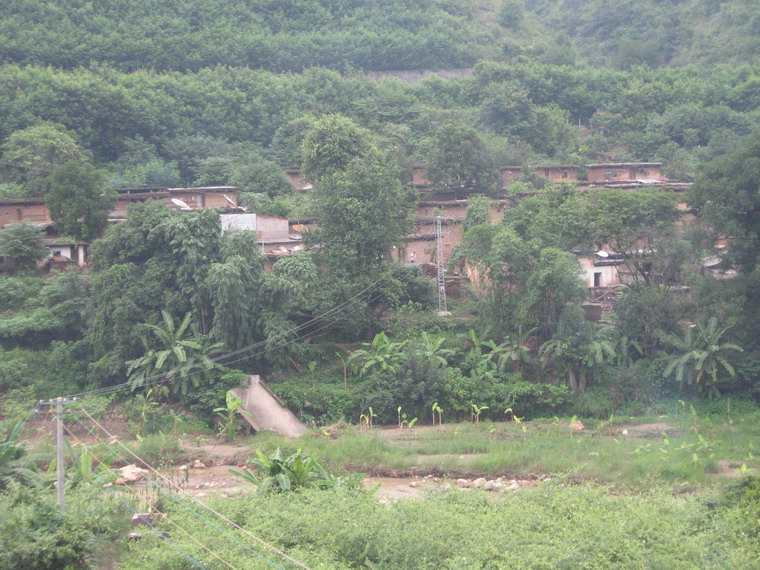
[540,324,616,392]
[127,311,224,399]
[230,448,362,494]
[664,317,742,398]
[347,332,408,377]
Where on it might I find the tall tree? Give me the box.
[426,124,500,198]
[689,129,760,274]
[307,149,416,274]
[46,161,116,240]
[0,123,89,196]
[300,115,372,183]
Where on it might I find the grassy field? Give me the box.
[119,474,760,569]
[45,403,760,568]
[243,406,760,487]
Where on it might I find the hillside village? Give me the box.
[1,159,700,299]
[1,0,760,568]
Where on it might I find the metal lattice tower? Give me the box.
[435,216,448,313]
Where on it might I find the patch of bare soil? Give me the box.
[414,453,487,465]
[621,422,681,438]
[180,440,251,466]
[711,459,745,479]
[174,464,249,497]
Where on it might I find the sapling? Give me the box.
[360,407,377,429]
[504,407,514,422]
[336,352,349,390]
[214,392,250,441]
[397,406,417,429]
[471,404,488,427]
[308,360,318,387]
[432,403,444,430]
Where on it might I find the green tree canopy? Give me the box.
[307,149,416,274]
[46,161,116,240]
[0,222,48,272]
[426,124,500,198]
[301,115,372,183]
[0,123,89,196]
[689,129,760,273]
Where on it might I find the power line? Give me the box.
[80,409,310,570]
[35,411,211,570]
[66,412,286,569]
[64,410,287,569]
[59,266,400,401]
[52,415,231,569]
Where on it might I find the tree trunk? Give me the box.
[567,368,578,392]
[578,369,587,393]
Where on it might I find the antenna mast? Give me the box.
[435,216,448,314]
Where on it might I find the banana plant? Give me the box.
[664,317,742,398]
[347,332,408,377]
[214,392,251,441]
[127,310,224,399]
[230,448,339,494]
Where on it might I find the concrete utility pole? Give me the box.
[56,398,64,511]
[435,216,449,315]
[37,397,78,512]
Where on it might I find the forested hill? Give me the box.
[2,0,758,73]
[0,0,518,72]
[524,0,760,68]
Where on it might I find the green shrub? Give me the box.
[130,433,185,466]
[271,380,354,426]
[0,483,126,569]
[571,387,616,418]
[492,380,571,419]
[180,368,248,423]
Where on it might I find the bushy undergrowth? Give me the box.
[0,483,127,569]
[271,369,571,426]
[119,483,760,569]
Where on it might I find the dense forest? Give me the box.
[2,1,760,567]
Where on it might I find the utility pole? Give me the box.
[56,398,64,511]
[435,216,449,315]
[37,397,78,512]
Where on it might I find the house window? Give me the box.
[593,272,602,287]
[561,171,568,179]
[604,171,617,179]
[53,250,62,256]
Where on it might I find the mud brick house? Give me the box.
[111,186,240,220]
[0,197,51,226]
[0,197,89,267]
[1,187,242,267]
[585,162,664,183]
[501,165,580,187]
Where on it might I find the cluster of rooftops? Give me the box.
[0,161,691,270]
